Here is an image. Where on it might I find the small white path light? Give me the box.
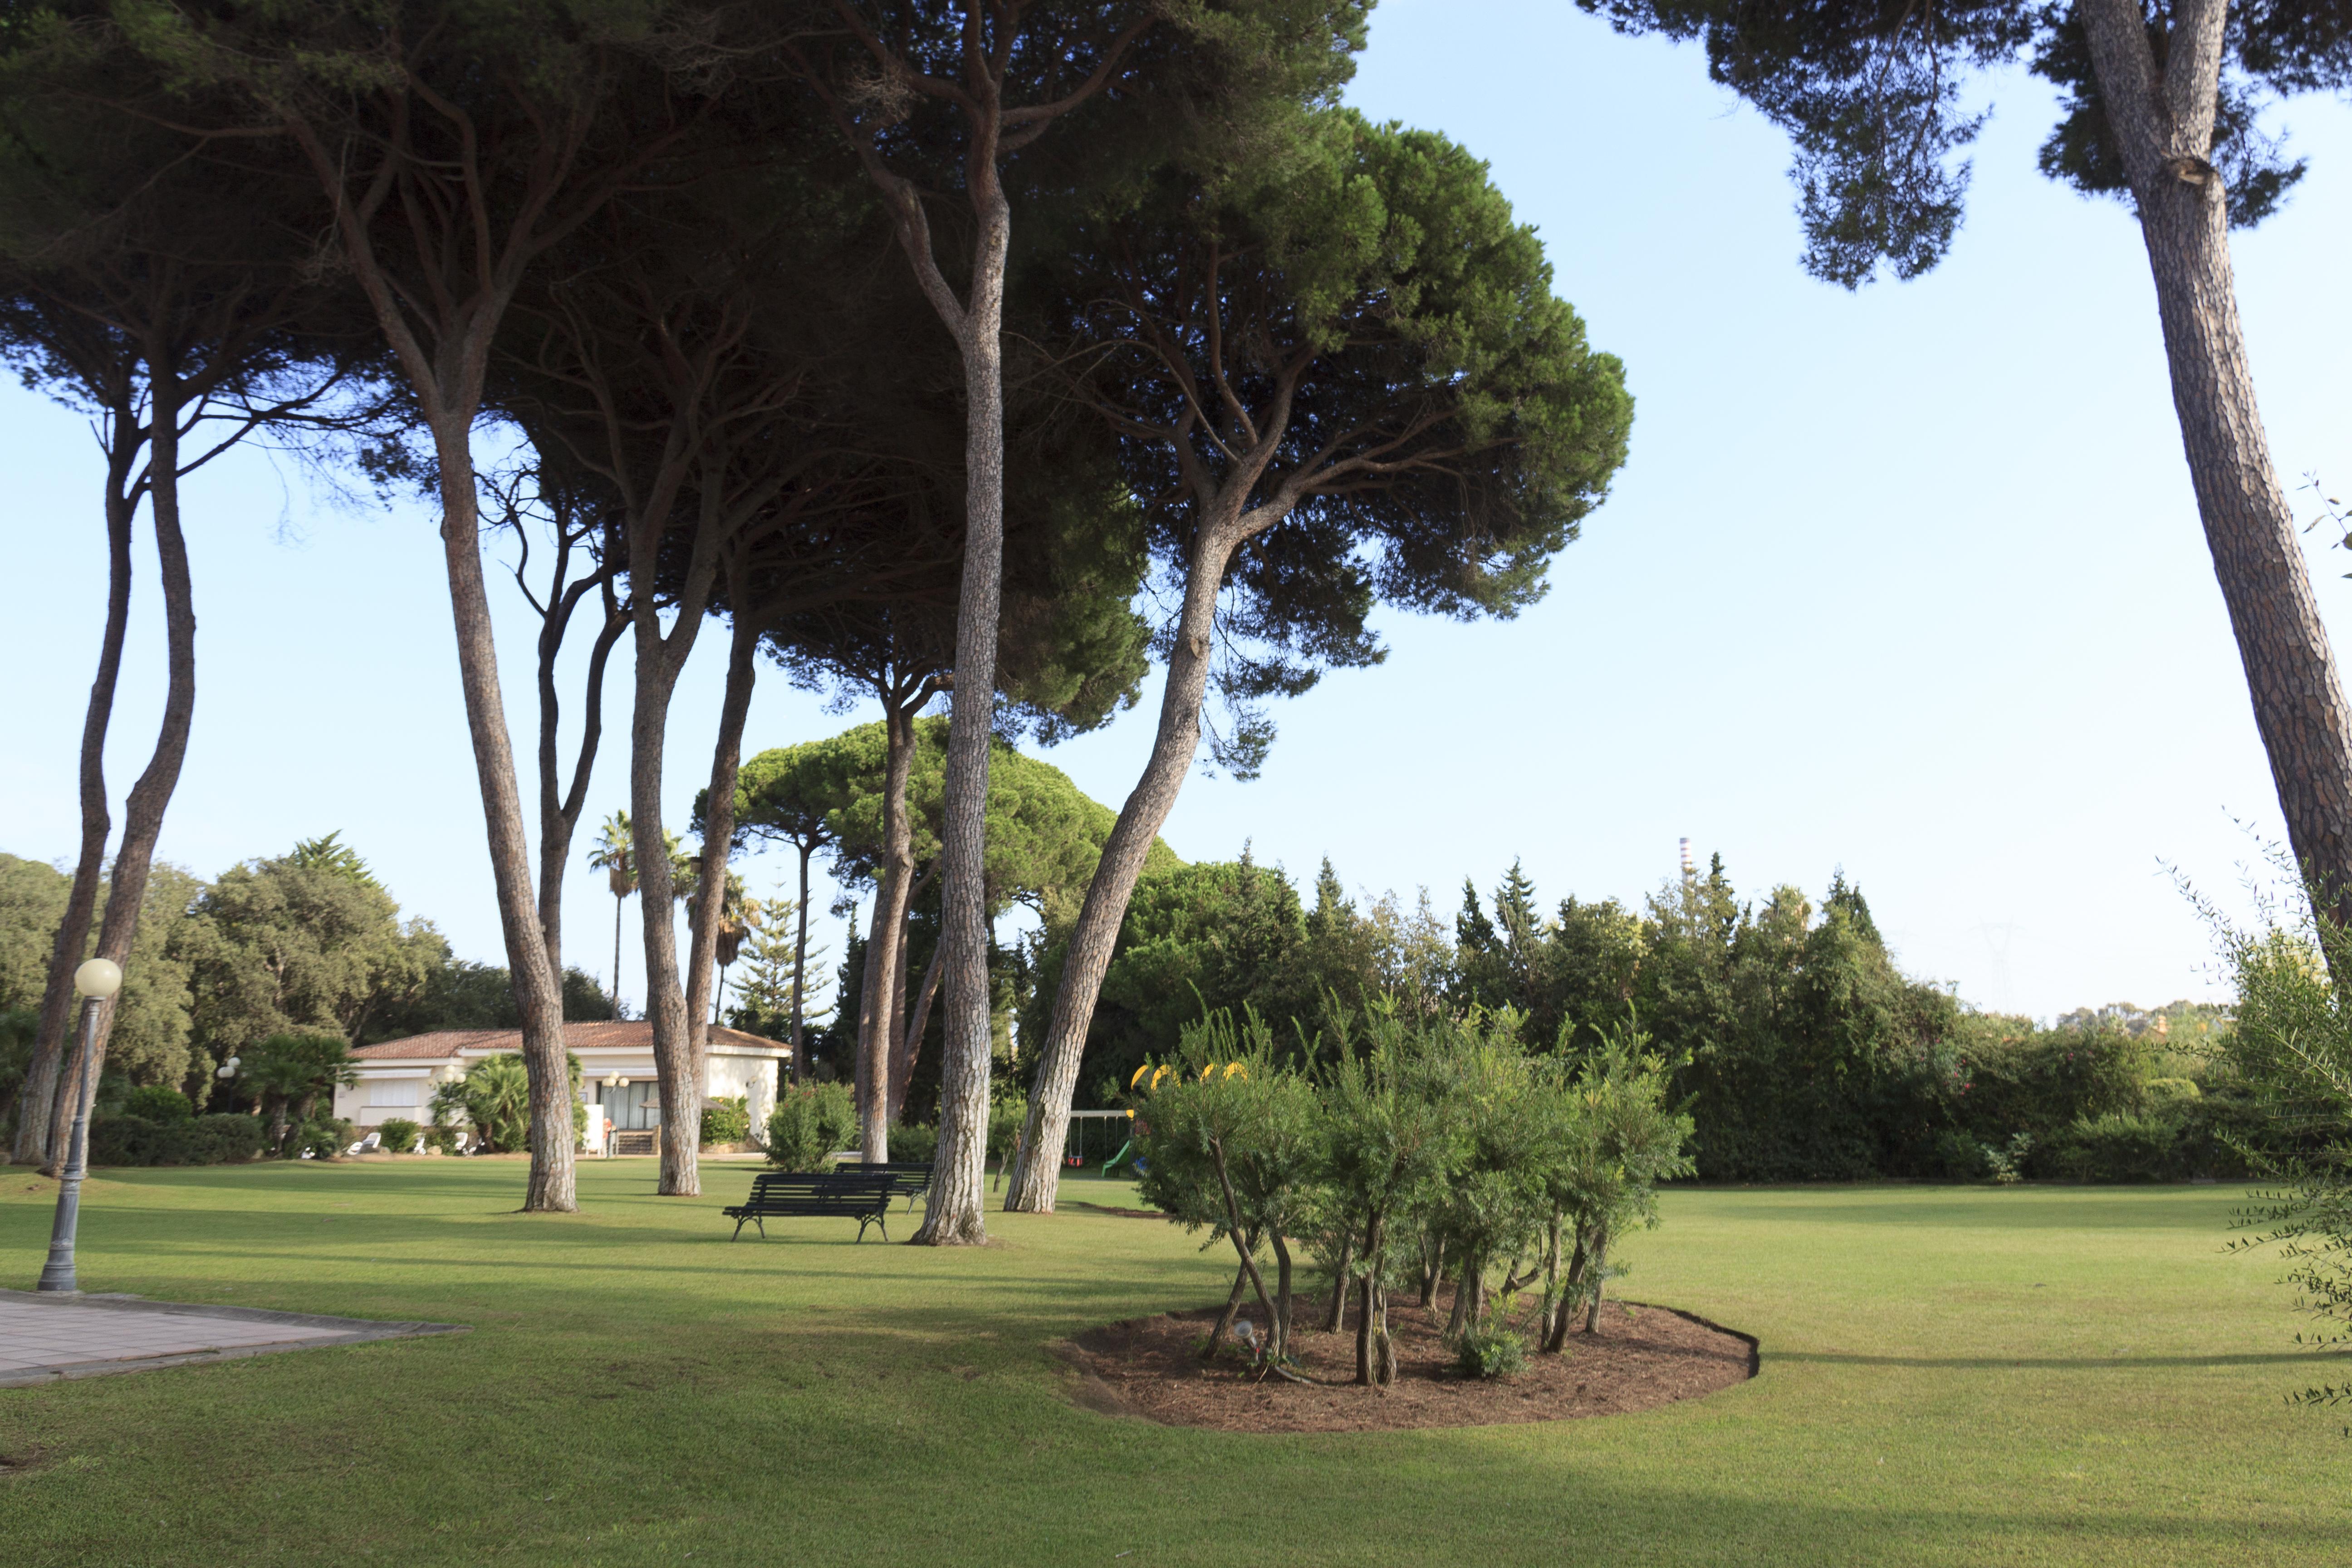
[38,957,124,1293]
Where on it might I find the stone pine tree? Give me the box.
[113,1,738,1212]
[0,24,375,1169]
[785,0,1367,1244]
[1004,108,1635,1214]
[1574,0,2352,924]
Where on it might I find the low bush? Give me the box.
[1931,1129,1986,1180]
[123,1084,193,1122]
[2048,1113,2180,1182]
[701,1095,751,1147]
[422,1124,460,1154]
[885,1121,938,1165]
[87,1112,266,1166]
[374,1117,422,1152]
[1453,1318,1529,1380]
[766,1082,855,1171]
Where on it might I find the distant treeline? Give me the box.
[1014,850,2247,1184]
[0,840,612,1124]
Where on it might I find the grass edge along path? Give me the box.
[0,1163,2345,1567]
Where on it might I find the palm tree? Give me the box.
[587,812,637,1020]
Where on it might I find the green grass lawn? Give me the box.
[1,1161,2345,1567]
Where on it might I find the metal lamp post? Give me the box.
[37,957,123,1293]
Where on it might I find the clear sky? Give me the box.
[5,0,2350,1023]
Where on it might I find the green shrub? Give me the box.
[123,1084,193,1122]
[374,1117,422,1152]
[2050,1113,2180,1182]
[885,1121,938,1165]
[1983,1132,2032,1185]
[422,1124,460,1154]
[701,1095,751,1147]
[989,1088,1028,1164]
[85,1112,265,1166]
[1932,1129,1986,1180]
[1453,1318,1528,1380]
[766,1082,855,1171]
[297,1116,355,1160]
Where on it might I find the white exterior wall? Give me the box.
[340,1044,784,1147]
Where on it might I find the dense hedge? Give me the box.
[87,1113,267,1166]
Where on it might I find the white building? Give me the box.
[338,1021,787,1153]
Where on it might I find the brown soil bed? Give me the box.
[1059,1289,1755,1433]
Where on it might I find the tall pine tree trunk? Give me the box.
[431,418,576,1215]
[856,702,919,1163]
[680,614,761,1164]
[790,840,813,1082]
[632,619,699,1197]
[46,367,196,1167]
[15,403,141,1168]
[2082,0,2352,921]
[913,184,1011,1247]
[1006,523,1237,1211]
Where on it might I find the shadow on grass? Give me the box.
[1774,1349,2325,1369]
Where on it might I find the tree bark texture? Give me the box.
[46,370,196,1168]
[429,423,578,1214]
[533,542,626,986]
[680,613,762,1155]
[1005,523,1237,1210]
[890,940,945,1125]
[790,841,814,1082]
[15,408,140,1168]
[2081,0,2352,923]
[856,702,920,1162]
[289,108,582,1214]
[912,186,1011,1247]
[631,609,702,1199]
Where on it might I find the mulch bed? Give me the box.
[1058,1286,1755,1433]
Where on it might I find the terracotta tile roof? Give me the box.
[351,1021,786,1062]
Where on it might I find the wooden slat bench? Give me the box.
[862,1162,934,1211]
[724,1171,897,1242]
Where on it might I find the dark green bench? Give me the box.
[862,1161,934,1212]
[724,1171,897,1242]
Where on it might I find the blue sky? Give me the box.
[5,0,2350,1021]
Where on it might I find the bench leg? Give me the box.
[731,1216,745,1240]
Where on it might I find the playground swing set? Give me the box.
[1064,1108,1143,1177]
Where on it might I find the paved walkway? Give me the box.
[0,1289,467,1387]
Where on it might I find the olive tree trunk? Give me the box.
[2082,0,2352,921]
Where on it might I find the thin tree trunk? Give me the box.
[1354,1212,1384,1386]
[857,701,919,1162]
[680,613,760,1169]
[2081,0,2352,926]
[1582,1231,1610,1335]
[16,402,140,1169]
[790,840,813,1082]
[1203,1254,1252,1361]
[889,940,945,1125]
[423,416,577,1215]
[1322,1235,1353,1333]
[1269,1229,1294,1363]
[534,564,625,993]
[913,183,1011,1248]
[612,894,625,1020]
[48,369,194,1167]
[1005,524,1236,1212]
